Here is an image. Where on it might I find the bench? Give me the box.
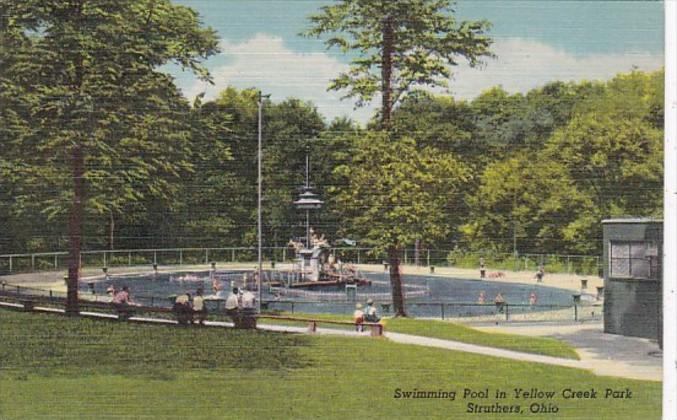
[19,299,34,312]
[257,315,384,337]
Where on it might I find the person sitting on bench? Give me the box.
[363,298,380,323]
[192,288,207,325]
[173,292,193,325]
[353,303,364,332]
[112,286,132,320]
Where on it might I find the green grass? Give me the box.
[0,309,660,419]
[260,311,579,359]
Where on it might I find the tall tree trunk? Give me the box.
[108,211,115,250]
[381,15,394,130]
[66,144,84,315]
[388,246,406,317]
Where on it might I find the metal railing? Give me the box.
[0,246,602,276]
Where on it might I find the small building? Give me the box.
[602,218,662,340]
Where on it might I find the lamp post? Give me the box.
[257,92,270,313]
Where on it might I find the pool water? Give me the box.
[81,269,577,317]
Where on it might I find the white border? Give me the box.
[664,1,677,419]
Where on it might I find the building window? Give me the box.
[609,241,659,280]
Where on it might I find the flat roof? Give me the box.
[602,218,662,224]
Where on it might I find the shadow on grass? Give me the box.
[0,309,313,380]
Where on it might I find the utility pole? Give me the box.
[257,92,270,313]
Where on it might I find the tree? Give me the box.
[331,132,470,316]
[304,0,492,129]
[305,0,492,315]
[0,0,219,313]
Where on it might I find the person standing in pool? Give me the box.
[494,292,506,313]
[529,291,537,306]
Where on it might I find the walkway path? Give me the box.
[0,301,658,381]
[473,322,661,381]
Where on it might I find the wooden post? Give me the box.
[179,249,183,265]
[31,254,35,271]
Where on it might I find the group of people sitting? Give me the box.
[224,287,257,329]
[172,287,207,325]
[353,298,380,331]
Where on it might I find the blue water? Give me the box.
[81,269,576,318]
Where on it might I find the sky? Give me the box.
[171,0,664,123]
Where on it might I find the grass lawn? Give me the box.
[260,311,579,359]
[0,309,660,419]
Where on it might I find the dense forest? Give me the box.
[0,1,663,260]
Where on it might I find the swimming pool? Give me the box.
[82,269,577,318]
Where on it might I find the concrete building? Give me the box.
[602,218,662,340]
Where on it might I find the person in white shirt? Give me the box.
[192,287,206,325]
[241,289,256,309]
[364,298,380,322]
[225,287,240,314]
[353,303,364,332]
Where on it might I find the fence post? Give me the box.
[283,248,286,262]
[291,302,295,314]
[31,254,35,271]
[153,251,157,265]
[441,303,445,320]
[9,256,12,272]
[567,256,571,274]
[205,249,209,264]
[54,254,58,269]
[574,304,578,322]
[179,249,183,265]
[103,252,107,268]
[128,251,131,266]
[427,249,430,267]
[232,248,235,262]
[404,249,408,265]
[357,249,361,265]
[505,304,509,321]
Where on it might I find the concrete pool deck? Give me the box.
[472,321,662,381]
[358,263,603,293]
[0,261,602,294]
